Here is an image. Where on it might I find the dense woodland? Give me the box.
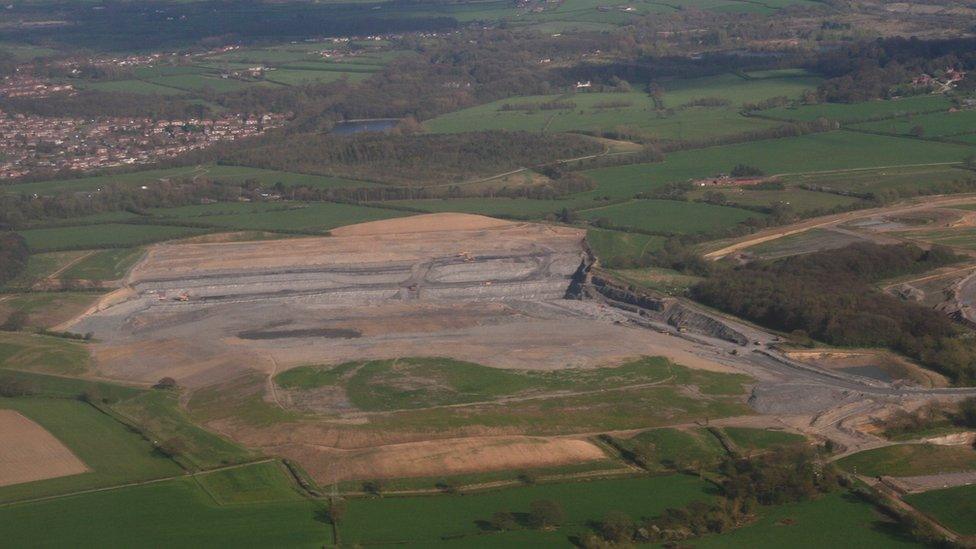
[0,233,28,286]
[692,243,976,383]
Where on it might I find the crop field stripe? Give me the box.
[0,458,281,509]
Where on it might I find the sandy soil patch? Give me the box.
[785,349,949,388]
[329,213,514,237]
[0,410,88,487]
[275,436,607,482]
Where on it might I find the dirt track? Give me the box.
[703,193,976,259]
[0,410,88,487]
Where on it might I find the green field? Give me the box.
[0,397,182,503]
[2,250,89,288]
[382,196,597,219]
[61,248,145,280]
[579,199,762,234]
[19,223,209,252]
[195,461,306,504]
[762,95,952,123]
[582,131,973,200]
[905,484,976,535]
[0,332,91,376]
[5,164,375,196]
[0,467,330,548]
[721,427,806,454]
[899,226,976,250]
[276,356,686,412]
[426,73,819,139]
[784,164,972,196]
[852,109,976,139]
[260,356,752,435]
[619,427,728,470]
[342,474,713,545]
[586,228,666,267]
[609,266,704,295]
[264,68,373,86]
[686,187,862,213]
[692,490,919,548]
[80,79,189,95]
[836,444,976,477]
[162,202,408,232]
[747,228,869,259]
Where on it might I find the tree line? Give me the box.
[0,232,28,286]
[691,242,976,384]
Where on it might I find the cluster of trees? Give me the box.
[486,500,565,532]
[877,397,976,439]
[1,91,212,120]
[224,130,602,186]
[578,446,842,547]
[692,243,976,383]
[0,375,37,397]
[0,232,28,285]
[812,37,976,102]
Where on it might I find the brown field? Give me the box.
[0,410,88,487]
[277,436,609,482]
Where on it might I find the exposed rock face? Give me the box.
[571,266,748,345]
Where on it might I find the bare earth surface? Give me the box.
[279,436,608,482]
[0,410,88,487]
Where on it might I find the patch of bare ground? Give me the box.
[784,349,949,388]
[0,410,88,487]
[270,436,608,482]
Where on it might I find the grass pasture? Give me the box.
[852,109,976,140]
[382,196,596,219]
[0,469,330,548]
[0,292,100,330]
[0,332,90,375]
[761,95,952,123]
[342,474,714,546]
[425,73,818,139]
[582,131,972,200]
[784,164,972,196]
[80,79,189,95]
[19,223,209,252]
[2,250,89,288]
[264,68,372,86]
[586,228,666,267]
[61,248,144,280]
[898,226,976,251]
[277,356,687,412]
[609,266,703,295]
[164,201,408,233]
[0,397,182,503]
[619,427,727,470]
[686,187,862,213]
[905,484,976,536]
[692,490,918,548]
[579,199,762,235]
[6,164,376,196]
[836,443,976,477]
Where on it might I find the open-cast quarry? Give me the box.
[61,213,976,483]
